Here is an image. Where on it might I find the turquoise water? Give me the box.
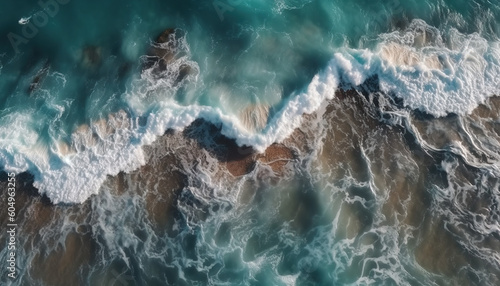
[1,0,500,285]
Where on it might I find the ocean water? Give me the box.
[1,0,500,285]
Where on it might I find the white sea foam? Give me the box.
[278,273,299,286]
[18,17,31,25]
[1,19,499,204]
[366,20,500,116]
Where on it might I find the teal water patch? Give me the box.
[1,0,499,127]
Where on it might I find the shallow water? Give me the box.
[1,0,500,285]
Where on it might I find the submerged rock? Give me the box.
[149,28,176,64]
[144,28,194,82]
[224,143,295,177]
[379,42,442,69]
[28,61,50,94]
[65,109,131,154]
[256,143,295,174]
[239,104,270,132]
[81,45,102,69]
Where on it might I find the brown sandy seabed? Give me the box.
[1,87,500,285]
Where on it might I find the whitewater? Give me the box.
[0,18,499,203]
